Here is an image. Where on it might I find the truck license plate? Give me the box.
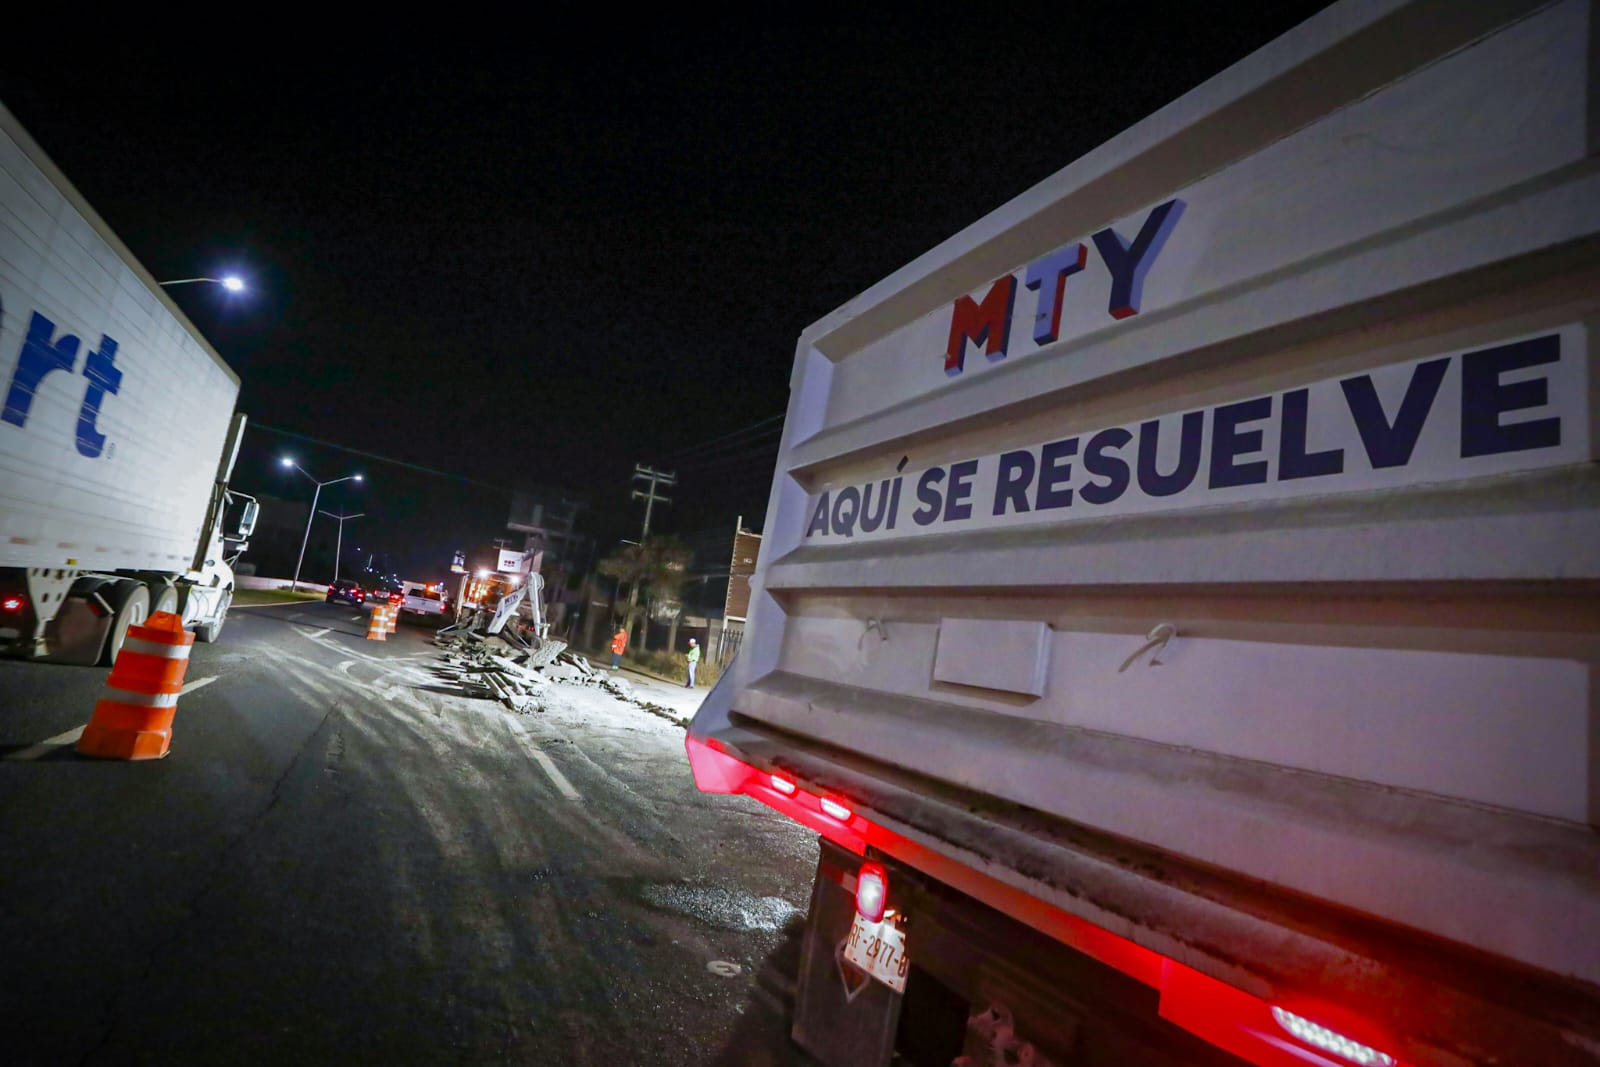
[844,912,909,993]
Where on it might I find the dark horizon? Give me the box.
[0,7,1332,577]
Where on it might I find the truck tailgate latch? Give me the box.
[1118,622,1177,673]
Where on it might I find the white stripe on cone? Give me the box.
[102,688,180,708]
[119,636,193,660]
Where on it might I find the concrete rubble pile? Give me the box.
[427,631,692,725]
[430,632,629,710]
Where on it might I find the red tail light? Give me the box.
[1,593,26,614]
[855,862,887,923]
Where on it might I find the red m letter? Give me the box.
[944,276,1017,377]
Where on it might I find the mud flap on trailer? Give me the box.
[792,837,903,1067]
[42,580,118,664]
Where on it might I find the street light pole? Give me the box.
[293,483,322,593]
[317,511,364,581]
[158,276,246,292]
[281,459,364,592]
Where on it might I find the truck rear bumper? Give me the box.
[688,712,1600,1066]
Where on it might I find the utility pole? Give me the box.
[625,465,676,649]
[631,465,676,539]
[317,511,364,582]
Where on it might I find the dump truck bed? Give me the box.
[689,2,1600,1061]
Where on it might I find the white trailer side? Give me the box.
[0,102,250,659]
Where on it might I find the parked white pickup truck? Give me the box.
[399,582,446,621]
[687,2,1600,1066]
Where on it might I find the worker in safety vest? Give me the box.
[610,625,628,669]
[685,638,700,688]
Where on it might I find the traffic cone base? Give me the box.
[77,716,174,760]
[76,612,191,761]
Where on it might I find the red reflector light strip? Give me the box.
[1,594,26,613]
[684,734,1408,1067]
[684,735,867,853]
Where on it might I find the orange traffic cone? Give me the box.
[384,604,398,634]
[366,605,388,641]
[76,611,193,760]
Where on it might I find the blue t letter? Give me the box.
[76,336,122,457]
[1023,243,1087,344]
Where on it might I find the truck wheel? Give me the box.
[196,588,231,643]
[149,583,179,618]
[100,582,151,665]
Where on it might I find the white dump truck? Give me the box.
[687,2,1600,1065]
[0,102,256,664]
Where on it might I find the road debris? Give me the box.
[428,636,688,724]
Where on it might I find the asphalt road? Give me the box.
[0,599,820,1065]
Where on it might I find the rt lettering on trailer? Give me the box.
[1,305,123,459]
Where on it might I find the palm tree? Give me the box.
[597,535,690,651]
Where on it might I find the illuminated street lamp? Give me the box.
[158,275,246,292]
[281,457,364,591]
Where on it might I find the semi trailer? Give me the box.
[0,102,255,665]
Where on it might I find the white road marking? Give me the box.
[6,675,220,758]
[529,748,581,800]
[7,725,87,760]
[307,628,331,639]
[290,612,306,620]
[505,720,580,799]
[293,625,379,658]
[6,675,221,761]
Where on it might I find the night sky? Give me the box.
[2,7,1328,579]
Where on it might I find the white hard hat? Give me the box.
[689,638,697,644]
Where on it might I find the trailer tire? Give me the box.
[149,583,179,618]
[99,581,151,665]
[195,587,230,644]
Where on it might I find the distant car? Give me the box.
[366,585,403,606]
[400,583,446,621]
[326,579,365,605]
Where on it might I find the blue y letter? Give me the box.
[1091,198,1185,320]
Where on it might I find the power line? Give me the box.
[674,448,782,476]
[652,413,786,463]
[249,422,513,492]
[664,426,784,466]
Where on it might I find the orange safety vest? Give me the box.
[611,630,628,655]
